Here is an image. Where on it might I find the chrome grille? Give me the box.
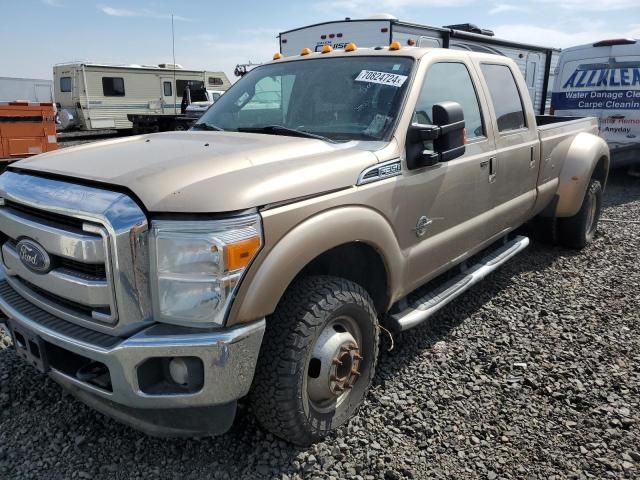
[0,171,152,336]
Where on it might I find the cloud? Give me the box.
[42,0,62,6]
[533,0,640,11]
[489,4,530,15]
[323,0,471,14]
[98,5,192,22]
[492,23,640,49]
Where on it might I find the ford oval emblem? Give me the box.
[16,239,51,274]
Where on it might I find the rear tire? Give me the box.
[556,179,602,249]
[250,275,379,446]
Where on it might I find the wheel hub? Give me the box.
[307,317,363,408]
[329,343,362,395]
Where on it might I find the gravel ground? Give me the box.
[0,171,638,480]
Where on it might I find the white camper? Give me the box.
[53,63,231,131]
[551,38,640,168]
[279,16,559,114]
[0,77,54,104]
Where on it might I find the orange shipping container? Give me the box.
[0,101,58,161]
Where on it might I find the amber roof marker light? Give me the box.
[273,52,283,60]
[389,41,402,51]
[345,43,357,52]
[300,47,312,56]
[321,45,333,53]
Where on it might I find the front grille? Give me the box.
[0,280,120,348]
[5,239,107,281]
[4,199,86,233]
[16,277,111,318]
[58,259,106,280]
[0,171,152,336]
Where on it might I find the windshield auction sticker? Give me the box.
[356,70,408,87]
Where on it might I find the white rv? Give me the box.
[53,63,231,131]
[0,77,54,104]
[551,38,640,169]
[279,16,559,115]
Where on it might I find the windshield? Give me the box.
[195,56,414,141]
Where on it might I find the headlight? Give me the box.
[149,215,262,326]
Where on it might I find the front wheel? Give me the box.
[250,275,379,446]
[556,178,602,249]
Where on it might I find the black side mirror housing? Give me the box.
[406,101,466,170]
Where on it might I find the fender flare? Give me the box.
[555,132,609,218]
[226,206,405,326]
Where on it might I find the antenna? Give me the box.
[172,14,176,114]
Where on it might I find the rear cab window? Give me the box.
[480,63,527,132]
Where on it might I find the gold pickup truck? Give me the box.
[0,43,608,445]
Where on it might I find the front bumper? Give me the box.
[0,276,265,434]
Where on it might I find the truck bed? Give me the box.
[535,115,599,186]
[536,115,598,137]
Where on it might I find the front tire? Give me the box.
[250,275,379,446]
[556,179,602,249]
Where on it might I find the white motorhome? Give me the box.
[53,63,231,131]
[279,15,559,114]
[551,38,640,168]
[0,77,54,103]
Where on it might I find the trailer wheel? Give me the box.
[251,275,379,446]
[556,179,602,249]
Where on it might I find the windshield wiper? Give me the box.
[237,125,334,143]
[191,123,224,131]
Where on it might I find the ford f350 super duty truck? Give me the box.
[0,43,609,446]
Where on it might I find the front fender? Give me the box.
[555,132,609,218]
[226,206,405,326]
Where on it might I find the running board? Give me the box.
[389,235,530,332]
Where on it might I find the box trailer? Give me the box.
[279,16,560,114]
[53,63,231,131]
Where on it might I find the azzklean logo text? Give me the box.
[563,67,640,89]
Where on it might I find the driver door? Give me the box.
[400,60,498,290]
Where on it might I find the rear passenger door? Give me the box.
[476,62,539,234]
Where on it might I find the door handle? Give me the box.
[489,157,497,183]
[530,146,536,169]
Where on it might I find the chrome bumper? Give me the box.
[0,276,265,411]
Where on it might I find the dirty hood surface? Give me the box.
[14,131,380,212]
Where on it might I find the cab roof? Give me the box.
[267,45,505,64]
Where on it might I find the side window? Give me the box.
[102,77,125,96]
[176,80,205,97]
[208,77,224,86]
[480,64,526,132]
[163,81,172,96]
[60,77,72,92]
[416,62,484,139]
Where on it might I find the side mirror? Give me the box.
[406,101,466,170]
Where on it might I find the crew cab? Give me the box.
[0,43,608,445]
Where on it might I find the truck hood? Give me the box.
[13,131,380,212]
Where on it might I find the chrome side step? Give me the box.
[389,235,530,331]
